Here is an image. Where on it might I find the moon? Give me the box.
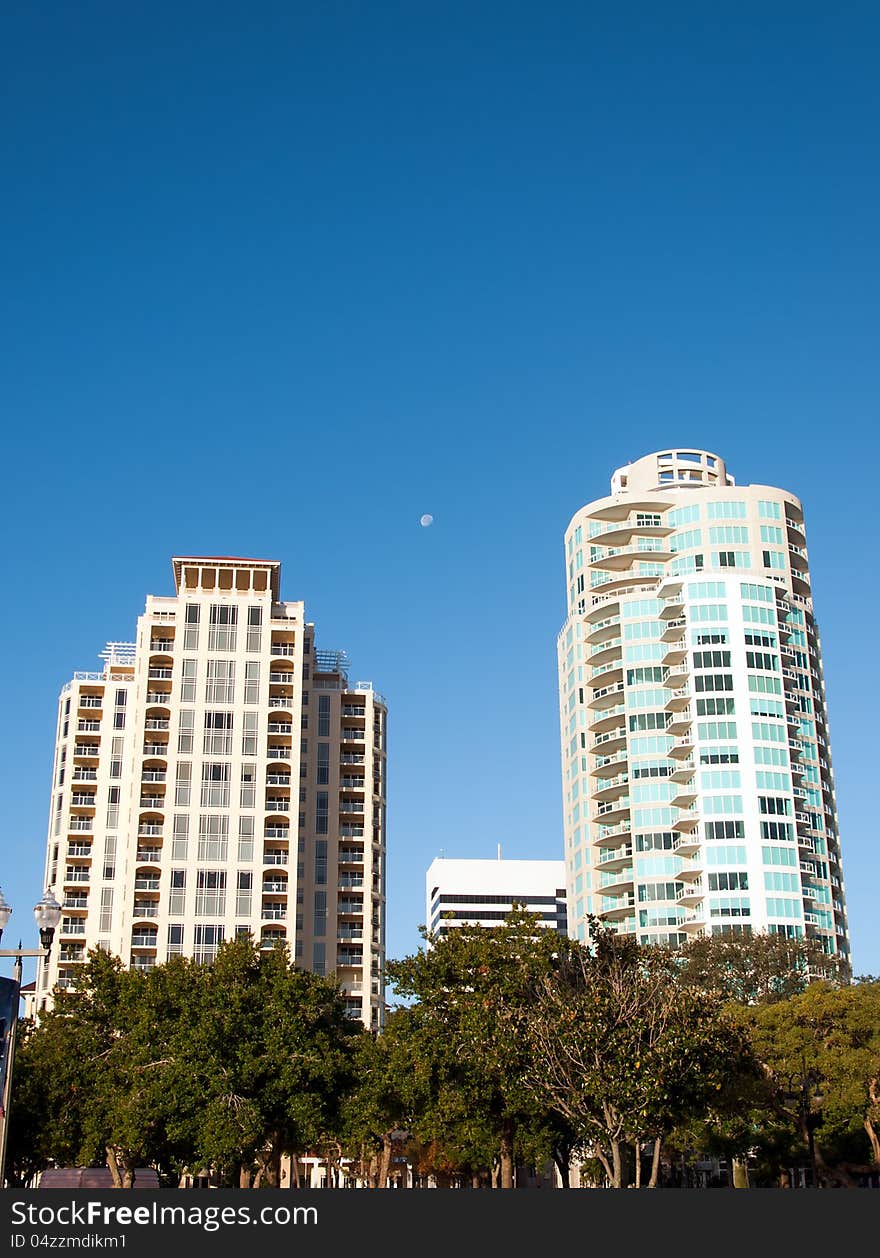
[419,514,434,527]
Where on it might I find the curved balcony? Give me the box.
[588,662,624,691]
[596,842,633,870]
[662,663,689,690]
[584,613,621,644]
[670,783,698,809]
[592,798,631,827]
[676,880,704,907]
[599,895,636,922]
[589,682,626,712]
[679,912,707,934]
[148,655,174,672]
[598,868,635,897]
[671,809,700,832]
[594,819,632,847]
[676,857,704,882]
[661,639,688,668]
[667,707,693,736]
[669,735,694,759]
[591,543,671,571]
[594,774,630,803]
[669,758,695,782]
[588,636,623,667]
[660,617,687,641]
[672,831,700,856]
[591,726,628,755]
[591,748,628,776]
[664,686,691,711]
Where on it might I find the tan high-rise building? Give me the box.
[35,557,387,1028]
[557,450,849,962]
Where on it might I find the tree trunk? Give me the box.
[377,1135,393,1189]
[490,1160,500,1188]
[291,1158,301,1189]
[864,1117,880,1168]
[105,1147,122,1190]
[610,1139,624,1189]
[499,1127,515,1189]
[634,1143,642,1188]
[552,1149,570,1188]
[732,1157,750,1189]
[648,1138,662,1188]
[239,1165,253,1188]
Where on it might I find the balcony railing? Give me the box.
[261,907,287,921]
[265,799,290,812]
[270,672,295,683]
[78,696,102,708]
[262,881,287,893]
[69,820,93,832]
[340,753,365,764]
[138,823,163,836]
[132,904,159,918]
[67,844,92,857]
[136,849,162,863]
[145,719,170,730]
[74,745,100,757]
[268,723,293,734]
[134,878,160,892]
[266,774,291,785]
[263,852,288,865]
[72,769,98,781]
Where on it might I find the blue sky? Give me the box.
[2,1,879,976]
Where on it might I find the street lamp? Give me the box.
[0,886,62,1186]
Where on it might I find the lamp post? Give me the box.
[0,887,62,1186]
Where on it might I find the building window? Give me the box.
[208,604,238,651]
[241,711,258,756]
[244,661,260,705]
[247,606,262,653]
[203,711,233,755]
[167,923,184,958]
[195,871,227,917]
[312,942,326,976]
[178,708,195,753]
[318,695,331,737]
[193,924,224,963]
[238,815,254,862]
[205,660,235,704]
[315,840,327,885]
[169,870,186,915]
[236,872,252,917]
[313,892,327,938]
[198,815,229,862]
[183,604,200,651]
[181,659,197,704]
[172,814,189,860]
[317,743,330,785]
[201,762,230,807]
[174,761,192,806]
[316,791,329,835]
[240,763,256,808]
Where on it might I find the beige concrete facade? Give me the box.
[558,450,849,960]
[35,557,387,1028]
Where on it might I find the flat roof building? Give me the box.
[425,856,568,940]
[34,556,387,1028]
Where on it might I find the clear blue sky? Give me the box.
[2,1,878,976]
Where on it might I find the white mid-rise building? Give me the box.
[35,556,387,1027]
[425,857,568,940]
[557,450,849,961]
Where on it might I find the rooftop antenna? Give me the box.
[497,843,502,861]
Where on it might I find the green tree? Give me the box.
[9,939,361,1187]
[740,979,880,1185]
[674,931,848,1005]
[523,921,751,1187]
[386,909,575,1188]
